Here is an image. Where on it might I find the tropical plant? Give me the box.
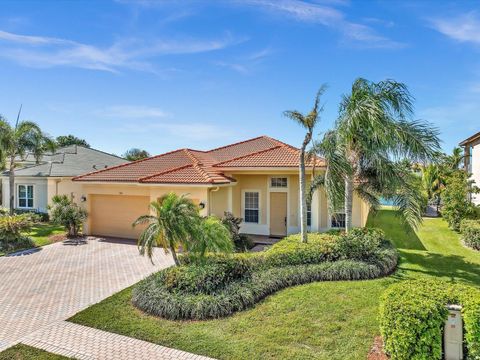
[123,148,150,161]
[221,212,253,251]
[0,114,55,214]
[441,170,477,231]
[187,216,233,260]
[56,135,90,148]
[284,85,327,242]
[48,195,87,237]
[421,163,443,211]
[133,192,200,265]
[0,213,35,252]
[313,79,440,231]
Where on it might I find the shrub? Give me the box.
[460,220,480,250]
[335,228,384,261]
[221,212,254,251]
[441,170,477,231]
[14,208,49,222]
[0,207,8,216]
[133,228,397,320]
[49,195,87,237]
[0,214,35,252]
[379,280,480,360]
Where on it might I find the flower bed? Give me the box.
[379,280,480,360]
[132,228,397,320]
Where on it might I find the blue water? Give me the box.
[379,197,395,206]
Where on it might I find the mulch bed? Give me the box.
[368,337,389,360]
[48,234,68,243]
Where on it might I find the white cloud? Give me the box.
[430,12,480,44]
[0,29,242,72]
[239,0,403,48]
[97,105,169,118]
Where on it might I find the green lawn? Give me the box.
[0,344,69,360]
[25,223,66,247]
[63,210,480,359]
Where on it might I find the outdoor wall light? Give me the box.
[199,201,206,209]
[80,195,87,202]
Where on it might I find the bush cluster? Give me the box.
[460,220,480,250]
[379,280,480,360]
[0,213,35,253]
[133,228,397,320]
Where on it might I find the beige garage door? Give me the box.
[90,195,150,239]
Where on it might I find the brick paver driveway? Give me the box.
[0,237,173,352]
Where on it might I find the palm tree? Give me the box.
[314,79,440,231]
[187,216,233,260]
[133,192,200,265]
[422,164,443,211]
[284,85,327,243]
[0,115,55,214]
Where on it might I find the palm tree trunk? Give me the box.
[299,133,311,244]
[344,175,354,232]
[169,244,180,266]
[9,157,15,215]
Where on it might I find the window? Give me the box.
[244,191,259,223]
[271,177,287,188]
[331,213,346,228]
[18,185,34,208]
[307,202,312,226]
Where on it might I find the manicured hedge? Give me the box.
[461,220,480,250]
[133,229,398,320]
[379,280,480,360]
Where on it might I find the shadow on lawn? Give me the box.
[393,250,480,286]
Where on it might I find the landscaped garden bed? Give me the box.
[133,228,397,320]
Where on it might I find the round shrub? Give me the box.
[132,229,398,320]
[335,228,384,261]
[460,220,480,250]
[379,280,480,360]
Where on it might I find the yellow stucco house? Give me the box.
[73,136,370,239]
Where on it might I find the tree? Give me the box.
[422,164,443,211]
[441,170,477,231]
[0,115,55,214]
[314,79,440,231]
[123,148,150,161]
[49,195,88,237]
[133,192,200,265]
[284,85,326,243]
[56,135,90,148]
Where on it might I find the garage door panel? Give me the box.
[90,195,149,239]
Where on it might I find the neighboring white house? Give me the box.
[460,131,480,205]
[0,145,127,212]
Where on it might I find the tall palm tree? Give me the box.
[422,164,443,211]
[314,79,440,231]
[133,192,200,265]
[284,85,326,243]
[0,115,55,214]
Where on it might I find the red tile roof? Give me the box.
[73,136,325,184]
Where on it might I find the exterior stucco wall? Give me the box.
[209,186,229,218]
[80,183,209,235]
[1,176,48,212]
[47,178,84,206]
[471,139,480,205]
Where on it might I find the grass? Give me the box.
[64,209,480,359]
[25,223,66,247]
[0,344,69,360]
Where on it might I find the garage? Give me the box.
[89,194,150,239]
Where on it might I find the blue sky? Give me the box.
[0,0,479,156]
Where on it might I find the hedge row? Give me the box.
[133,229,398,320]
[461,220,480,251]
[379,280,480,360]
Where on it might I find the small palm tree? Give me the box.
[187,216,233,260]
[314,79,440,231]
[284,85,327,243]
[0,115,55,213]
[133,192,200,265]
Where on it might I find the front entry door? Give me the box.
[270,192,287,237]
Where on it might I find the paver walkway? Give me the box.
[23,321,212,360]
[0,237,211,359]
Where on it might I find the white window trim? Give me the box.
[242,189,261,224]
[268,176,289,192]
[17,184,35,209]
